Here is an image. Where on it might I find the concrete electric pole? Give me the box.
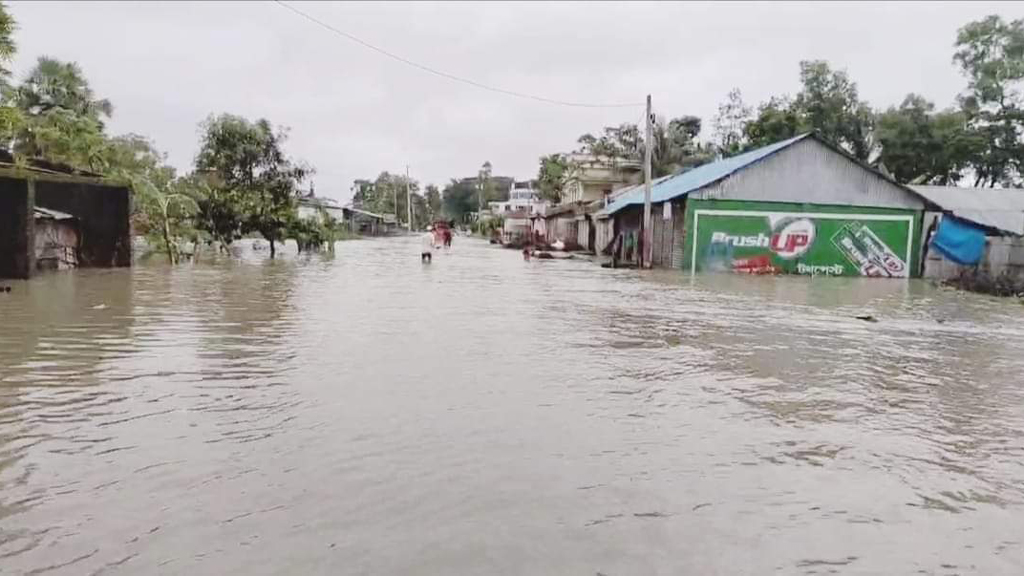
[406,165,413,231]
[642,94,653,269]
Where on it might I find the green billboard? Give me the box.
[683,200,921,277]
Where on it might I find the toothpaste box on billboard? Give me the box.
[683,200,921,277]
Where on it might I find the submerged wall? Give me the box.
[0,177,34,279]
[34,180,131,268]
[681,199,923,278]
[924,235,1024,281]
[1,174,131,279]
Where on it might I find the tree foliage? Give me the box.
[793,60,874,160]
[103,134,198,263]
[477,161,499,209]
[712,88,751,157]
[442,178,478,222]
[424,184,442,220]
[194,114,311,257]
[0,2,15,78]
[744,96,803,150]
[874,94,978,184]
[286,207,346,253]
[7,57,113,171]
[353,171,421,227]
[573,116,711,179]
[954,15,1024,186]
[651,115,712,176]
[741,61,874,160]
[536,153,574,203]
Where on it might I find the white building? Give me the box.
[297,193,345,221]
[488,180,550,215]
[561,153,643,205]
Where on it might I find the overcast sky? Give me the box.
[7,1,1018,202]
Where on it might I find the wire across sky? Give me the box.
[272,1,645,110]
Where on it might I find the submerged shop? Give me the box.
[689,202,917,277]
[597,133,932,277]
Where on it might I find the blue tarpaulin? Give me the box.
[931,216,987,265]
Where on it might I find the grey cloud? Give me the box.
[8,1,1013,202]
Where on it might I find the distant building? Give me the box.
[501,209,532,244]
[342,206,387,236]
[488,180,549,215]
[561,153,643,204]
[524,156,641,252]
[297,191,344,221]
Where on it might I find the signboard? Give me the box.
[689,208,917,277]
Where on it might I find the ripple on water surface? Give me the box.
[1,238,1024,574]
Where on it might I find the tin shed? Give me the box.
[598,134,932,277]
[0,162,131,279]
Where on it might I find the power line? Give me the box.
[272,1,644,109]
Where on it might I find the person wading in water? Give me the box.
[421,226,436,263]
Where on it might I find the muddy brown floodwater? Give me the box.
[2,237,1024,575]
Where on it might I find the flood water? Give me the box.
[2,237,1024,575]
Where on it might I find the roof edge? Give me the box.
[602,133,814,216]
[0,164,127,187]
[797,133,940,211]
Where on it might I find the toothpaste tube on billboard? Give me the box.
[830,222,907,278]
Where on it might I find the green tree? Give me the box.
[195,114,310,258]
[744,96,804,149]
[442,178,478,222]
[794,60,874,160]
[410,192,429,229]
[712,88,752,156]
[536,153,574,203]
[574,117,710,178]
[953,15,1024,186]
[743,61,874,160]
[10,57,113,170]
[576,123,641,161]
[875,94,976,184]
[350,178,374,208]
[650,115,712,176]
[0,2,15,78]
[424,184,442,219]
[358,171,420,227]
[286,208,339,253]
[104,134,198,264]
[191,177,244,250]
[0,2,20,144]
[477,161,497,210]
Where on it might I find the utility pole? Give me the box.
[406,165,413,231]
[642,94,653,269]
[392,183,398,228]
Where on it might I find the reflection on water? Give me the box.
[2,238,1023,574]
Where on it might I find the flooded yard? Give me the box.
[2,237,1023,574]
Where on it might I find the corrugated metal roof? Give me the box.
[910,185,1024,235]
[599,134,811,216]
[33,207,75,220]
[343,207,385,220]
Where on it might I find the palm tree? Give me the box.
[10,57,114,169]
[0,2,17,78]
[16,57,113,122]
